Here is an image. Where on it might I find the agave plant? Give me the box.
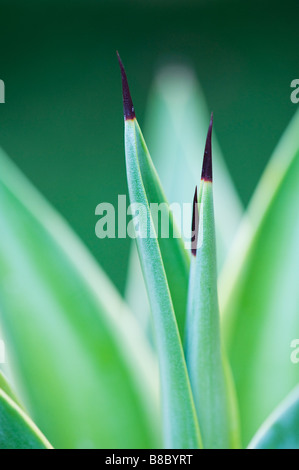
[0,54,298,449]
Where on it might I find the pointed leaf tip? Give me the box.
[201,112,213,182]
[117,51,136,120]
[191,186,199,256]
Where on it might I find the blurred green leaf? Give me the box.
[0,370,23,409]
[248,385,299,449]
[0,148,159,449]
[220,109,299,446]
[0,389,52,449]
[124,115,201,448]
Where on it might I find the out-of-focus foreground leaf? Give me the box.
[0,370,22,409]
[185,120,239,449]
[220,109,299,446]
[0,388,52,449]
[119,55,201,448]
[0,148,159,449]
[248,385,299,449]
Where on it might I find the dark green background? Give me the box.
[0,0,298,293]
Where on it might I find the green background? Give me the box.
[0,0,298,293]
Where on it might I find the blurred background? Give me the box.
[0,0,298,293]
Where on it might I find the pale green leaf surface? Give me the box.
[0,148,159,449]
[0,389,52,449]
[125,244,155,347]
[220,109,299,446]
[124,118,201,449]
[131,118,191,341]
[248,385,299,449]
[125,243,151,334]
[186,182,239,449]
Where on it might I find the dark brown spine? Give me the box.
[191,186,199,256]
[201,112,213,182]
[117,51,135,120]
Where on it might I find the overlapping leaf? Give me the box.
[125,65,243,340]
[119,55,201,448]
[144,65,243,267]
[124,117,201,449]
[185,120,240,449]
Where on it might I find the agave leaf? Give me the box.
[185,117,240,449]
[118,60,191,342]
[0,389,52,449]
[248,385,299,449]
[144,65,243,268]
[0,148,159,449]
[118,54,201,449]
[0,370,23,409]
[130,117,191,341]
[125,65,243,332]
[220,109,299,446]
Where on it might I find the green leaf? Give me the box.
[125,117,201,449]
[248,385,299,449]
[125,244,155,346]
[119,55,201,448]
[144,65,243,268]
[119,67,191,343]
[0,370,23,409]
[220,109,299,446]
[125,66,243,336]
[185,120,240,449]
[0,389,52,449]
[0,148,159,449]
[131,126,191,341]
